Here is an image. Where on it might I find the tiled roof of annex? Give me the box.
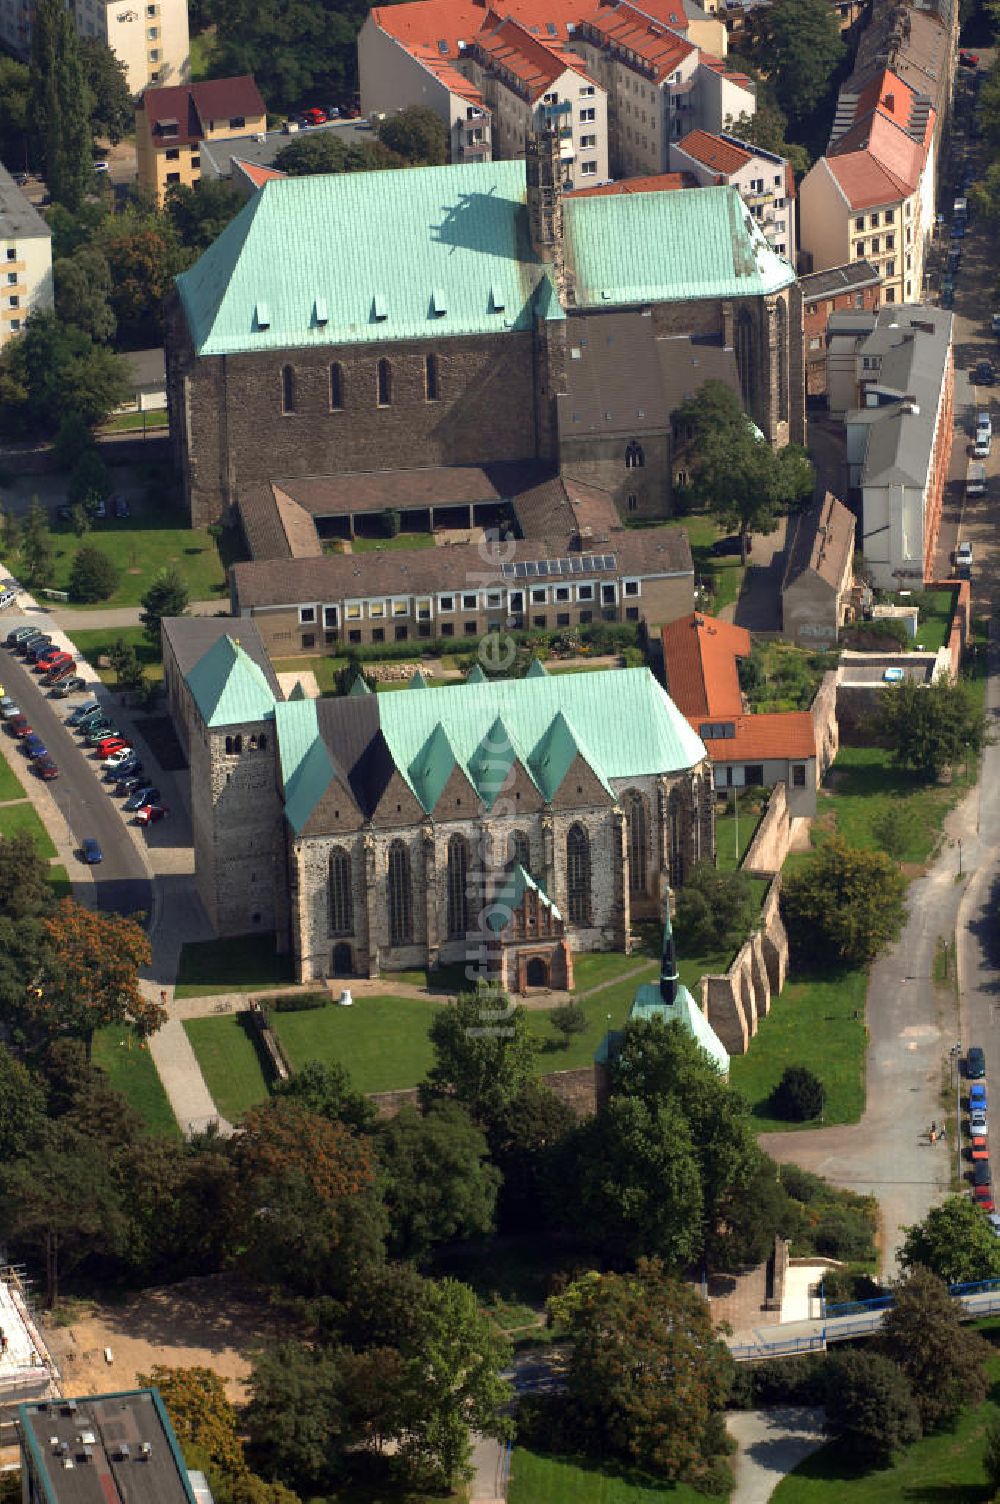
[660,611,750,720]
[695,712,816,761]
[676,127,751,176]
[474,11,593,97]
[576,1,695,80]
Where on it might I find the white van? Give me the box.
[967,460,987,496]
[0,589,17,611]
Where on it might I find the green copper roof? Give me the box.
[409,668,430,689]
[176,161,555,356]
[466,663,487,684]
[467,713,535,811]
[628,984,730,1076]
[273,699,337,834]
[186,635,276,728]
[564,185,795,306]
[525,658,549,678]
[408,721,461,814]
[529,708,609,802]
[487,863,562,932]
[349,675,372,696]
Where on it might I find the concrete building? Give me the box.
[165,141,803,529]
[828,303,953,588]
[0,1267,60,1440]
[135,76,266,205]
[0,164,52,349]
[0,0,188,93]
[162,617,713,978]
[799,259,881,399]
[670,128,795,259]
[781,491,855,647]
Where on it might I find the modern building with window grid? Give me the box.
[0,0,189,97]
[0,164,51,350]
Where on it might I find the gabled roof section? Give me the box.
[693,710,815,761]
[675,128,752,176]
[466,663,487,684]
[273,699,337,834]
[525,657,549,677]
[141,75,265,149]
[185,634,276,727]
[475,12,595,100]
[177,160,557,356]
[487,862,563,931]
[660,612,750,720]
[578,2,695,82]
[408,721,461,812]
[566,171,691,197]
[349,675,372,696]
[528,707,611,801]
[467,713,537,808]
[409,668,430,689]
[231,158,288,191]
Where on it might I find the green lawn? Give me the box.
[174,932,295,998]
[68,626,164,684]
[0,743,27,801]
[715,805,758,872]
[910,588,957,654]
[509,1449,712,1503]
[529,964,661,1071]
[48,863,72,899]
[271,656,348,695]
[351,532,436,553]
[92,1025,180,1136]
[183,1015,270,1122]
[101,410,169,433]
[773,1324,1000,1501]
[729,967,868,1130]
[49,514,229,608]
[271,995,441,1095]
[666,513,745,614]
[0,801,56,857]
[817,744,971,866]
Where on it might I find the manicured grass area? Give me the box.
[101,410,169,433]
[0,742,27,801]
[49,514,228,608]
[271,656,348,696]
[715,806,758,872]
[0,800,56,857]
[529,964,660,1070]
[661,513,745,614]
[183,1015,270,1122]
[271,995,441,1094]
[772,1323,1000,1501]
[48,863,72,899]
[92,1025,180,1137]
[729,966,868,1130]
[68,625,163,684]
[174,932,295,999]
[909,587,956,653]
[816,744,970,866]
[351,532,437,553]
[573,950,654,993]
[509,1448,710,1502]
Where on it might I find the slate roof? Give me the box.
[798,260,881,303]
[660,612,750,720]
[849,305,953,491]
[0,162,51,241]
[198,119,375,180]
[162,616,281,692]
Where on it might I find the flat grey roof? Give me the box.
[19,1391,196,1504]
[799,260,881,302]
[198,119,375,179]
[0,162,51,241]
[161,615,281,696]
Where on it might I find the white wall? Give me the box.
[799,157,850,275]
[359,17,490,161]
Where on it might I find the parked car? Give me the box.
[968,1046,987,1078]
[5,626,36,647]
[301,106,327,124]
[103,746,137,770]
[69,702,102,725]
[0,702,20,720]
[956,541,974,571]
[970,1108,989,1135]
[971,1136,990,1161]
[973,1160,992,1187]
[113,495,130,519]
[96,737,130,759]
[44,661,77,686]
[38,651,73,676]
[51,676,86,698]
[81,837,103,864]
[975,359,995,386]
[0,697,15,716]
[988,1213,1000,1237]
[124,786,159,812]
[34,759,59,780]
[940,288,955,309]
[26,739,48,761]
[17,633,50,656]
[106,758,141,783]
[135,803,168,826]
[9,716,30,738]
[960,49,980,65]
[992,312,1000,335]
[115,775,149,797]
[83,723,117,744]
[26,642,60,666]
[971,1082,988,1110]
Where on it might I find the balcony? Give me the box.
[460,138,489,157]
[542,100,572,118]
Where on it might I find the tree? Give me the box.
[899,1195,1000,1285]
[674,860,759,956]
[422,983,538,1130]
[273,133,403,176]
[19,498,54,585]
[69,544,119,603]
[28,900,159,1057]
[97,211,191,346]
[378,106,448,165]
[29,0,93,211]
[68,446,112,514]
[876,676,989,780]
[549,999,587,1047]
[108,637,145,692]
[770,1064,825,1122]
[53,410,94,469]
[210,0,372,113]
[0,1044,47,1160]
[79,38,131,145]
[756,0,845,135]
[674,381,814,563]
[140,1366,247,1477]
[54,246,116,343]
[244,1342,353,1492]
[376,1100,500,1263]
[879,1266,990,1430]
[0,58,32,171]
[871,803,909,861]
[487,1078,575,1231]
[140,567,189,645]
[822,1350,921,1467]
[0,312,129,435]
[730,103,810,178]
[781,836,906,969]
[272,1058,375,1131]
[166,179,245,252]
[984,1415,1000,1492]
[549,1260,732,1486]
[0,829,55,921]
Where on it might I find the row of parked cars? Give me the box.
[965,1047,998,1230]
[65,700,167,829]
[1,625,87,779]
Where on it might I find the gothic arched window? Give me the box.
[508,829,531,872]
[776,299,789,424]
[625,440,645,469]
[388,840,413,945]
[735,308,755,415]
[447,834,469,939]
[566,823,591,925]
[329,847,353,936]
[377,357,392,407]
[624,791,648,898]
[330,362,344,411]
[281,364,296,414]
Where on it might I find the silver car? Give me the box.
[970,1108,988,1136]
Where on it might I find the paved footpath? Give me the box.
[727,1409,827,1504]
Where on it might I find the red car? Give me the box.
[971,1137,990,1161]
[10,716,31,738]
[97,737,130,758]
[34,759,59,780]
[135,803,168,826]
[960,50,980,66]
[302,106,327,124]
[37,651,72,676]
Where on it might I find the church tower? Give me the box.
[525,129,565,295]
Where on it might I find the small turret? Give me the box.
[660,896,679,1007]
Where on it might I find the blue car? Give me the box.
[81,837,103,864]
[971,1083,988,1112]
[24,736,47,760]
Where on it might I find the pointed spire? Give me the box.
[466,663,487,684]
[409,668,429,689]
[525,657,548,678]
[349,674,372,696]
[289,680,307,701]
[660,893,679,1007]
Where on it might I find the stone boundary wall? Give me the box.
[369,1066,597,1121]
[811,670,840,779]
[0,434,171,474]
[700,876,789,1057]
[742,783,791,877]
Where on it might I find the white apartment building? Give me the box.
[671,128,794,260]
[0,162,52,351]
[0,0,189,95]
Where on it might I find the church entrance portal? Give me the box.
[332,942,353,976]
[526,957,549,988]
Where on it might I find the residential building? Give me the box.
[17,1390,206,1504]
[670,127,795,259]
[828,303,953,588]
[135,76,267,205]
[781,491,855,647]
[799,68,936,305]
[116,348,167,414]
[165,138,804,528]
[799,259,881,398]
[162,617,714,974]
[661,611,819,815]
[0,1266,60,1438]
[0,164,52,349]
[0,0,189,93]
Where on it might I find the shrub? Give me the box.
[263,993,328,1013]
[823,1350,921,1467]
[68,544,120,603]
[732,1353,829,1408]
[770,1064,825,1121]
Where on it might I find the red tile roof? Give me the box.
[622,0,689,28]
[660,612,750,720]
[371,0,486,57]
[141,76,265,149]
[578,2,695,82]
[231,159,288,189]
[566,171,691,195]
[676,128,751,176]
[476,12,592,99]
[826,66,935,208]
[693,712,816,761]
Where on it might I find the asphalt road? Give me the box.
[0,631,151,923]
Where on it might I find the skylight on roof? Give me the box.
[431,287,447,316]
[437,38,448,51]
[313,296,328,325]
[255,301,270,329]
[372,294,387,321]
[490,283,506,312]
[546,21,557,34]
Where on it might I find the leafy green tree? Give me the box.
[244,1342,350,1492]
[422,983,538,1130]
[770,1064,825,1122]
[210,0,371,113]
[899,1195,1000,1285]
[675,860,758,956]
[756,0,845,134]
[0,312,129,435]
[879,1266,990,1430]
[273,133,403,176]
[20,497,54,585]
[730,103,810,177]
[69,504,90,537]
[53,410,94,469]
[69,544,120,602]
[108,636,145,691]
[29,0,94,211]
[822,1350,921,1466]
[984,1415,1000,1492]
[79,37,131,145]
[0,58,32,170]
[871,803,909,861]
[0,829,55,921]
[674,380,814,562]
[0,1043,47,1160]
[68,447,112,513]
[549,1260,732,1487]
[781,835,906,969]
[29,900,160,1057]
[166,179,245,252]
[377,106,448,165]
[272,1058,375,1131]
[97,209,191,346]
[487,1078,575,1231]
[376,1100,500,1263]
[140,566,189,645]
[54,246,117,342]
[876,675,989,780]
[549,998,587,1046]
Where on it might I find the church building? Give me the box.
[162,618,714,985]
